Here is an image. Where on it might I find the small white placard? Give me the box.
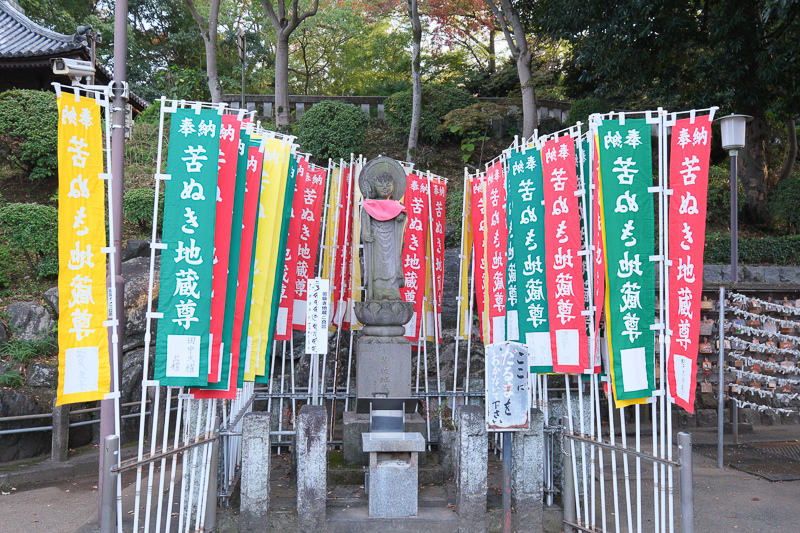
[555,329,579,367]
[527,332,552,367]
[404,312,417,337]
[276,307,288,335]
[674,354,692,401]
[63,346,100,395]
[620,347,649,392]
[292,299,307,326]
[166,335,201,378]
[506,310,519,341]
[305,278,330,354]
[492,316,506,343]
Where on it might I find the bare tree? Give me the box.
[406,0,422,162]
[484,0,537,138]
[262,0,321,130]
[183,0,223,102]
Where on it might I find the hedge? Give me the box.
[704,233,800,266]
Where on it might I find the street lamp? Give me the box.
[715,114,752,283]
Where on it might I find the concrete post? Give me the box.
[100,435,118,533]
[678,431,694,533]
[562,449,576,533]
[511,409,544,533]
[51,400,70,462]
[456,404,487,533]
[240,412,270,533]
[205,415,220,533]
[296,405,327,533]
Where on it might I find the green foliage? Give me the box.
[0,336,57,363]
[385,85,478,146]
[566,98,613,131]
[704,233,800,266]
[296,101,369,162]
[769,177,800,233]
[0,244,13,289]
[0,203,58,277]
[0,90,58,181]
[0,369,23,388]
[124,188,163,233]
[442,103,507,164]
[706,165,745,228]
[537,116,563,136]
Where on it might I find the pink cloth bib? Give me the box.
[362,199,406,221]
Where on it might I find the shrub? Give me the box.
[706,164,745,228]
[0,336,57,363]
[296,101,369,162]
[442,102,507,163]
[704,233,800,266]
[0,203,58,277]
[124,188,163,233]
[0,89,58,180]
[384,85,478,145]
[769,176,800,233]
[0,244,13,288]
[566,98,614,132]
[0,369,23,388]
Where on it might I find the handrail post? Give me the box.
[100,435,119,533]
[678,431,694,533]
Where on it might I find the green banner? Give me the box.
[598,119,655,401]
[155,108,221,386]
[507,149,552,374]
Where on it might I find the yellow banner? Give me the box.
[244,137,287,381]
[322,167,341,331]
[56,91,109,405]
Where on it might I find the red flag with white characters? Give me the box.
[541,136,590,373]
[482,161,508,344]
[469,172,488,343]
[400,173,429,341]
[591,135,605,372]
[668,116,712,413]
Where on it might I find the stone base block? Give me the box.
[369,451,419,517]
[343,411,426,466]
[356,338,412,399]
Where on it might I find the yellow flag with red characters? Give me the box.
[56,90,110,406]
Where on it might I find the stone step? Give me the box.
[326,505,458,533]
[327,495,449,508]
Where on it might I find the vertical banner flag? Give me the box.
[400,173,429,341]
[458,177,474,340]
[507,147,553,373]
[599,118,656,402]
[541,136,589,373]
[469,172,488,342]
[483,160,508,344]
[429,177,447,334]
[244,137,283,381]
[231,135,264,383]
[56,89,110,405]
[332,166,354,329]
[155,107,220,386]
[668,116,712,412]
[193,123,250,398]
[591,135,605,372]
[292,162,327,330]
[321,165,341,326]
[207,114,242,384]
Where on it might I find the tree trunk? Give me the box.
[204,36,222,103]
[275,34,291,131]
[778,117,798,183]
[488,29,496,74]
[517,48,537,139]
[739,105,770,224]
[407,0,422,163]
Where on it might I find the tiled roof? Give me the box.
[0,0,87,59]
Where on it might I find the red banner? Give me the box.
[206,114,241,383]
[483,161,508,344]
[591,135,605,372]
[429,177,447,323]
[469,173,488,342]
[668,116,712,412]
[291,163,327,331]
[542,136,589,373]
[230,142,265,378]
[400,173,429,341]
[331,167,354,329]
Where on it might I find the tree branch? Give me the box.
[182,0,210,42]
[483,0,516,60]
[261,0,280,28]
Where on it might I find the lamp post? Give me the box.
[714,114,752,283]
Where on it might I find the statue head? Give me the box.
[374,172,394,199]
[359,156,407,201]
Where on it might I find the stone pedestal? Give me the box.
[355,336,412,399]
[343,411,427,466]
[363,432,426,518]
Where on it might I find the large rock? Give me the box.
[123,255,160,352]
[120,347,153,443]
[0,320,7,346]
[43,287,59,318]
[27,361,58,388]
[6,301,54,341]
[122,239,151,262]
[441,247,461,329]
[0,389,55,461]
